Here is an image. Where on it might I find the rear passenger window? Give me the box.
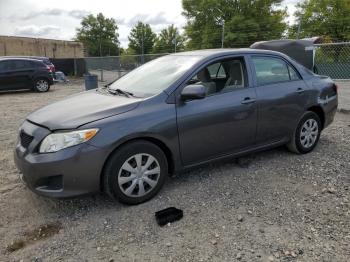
[12,60,30,69]
[32,61,43,68]
[252,56,298,85]
[0,61,15,71]
[288,65,301,80]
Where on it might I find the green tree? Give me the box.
[76,13,120,56]
[289,0,350,41]
[182,0,287,49]
[128,22,156,55]
[120,47,139,66]
[153,25,185,53]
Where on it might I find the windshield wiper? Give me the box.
[106,87,134,98]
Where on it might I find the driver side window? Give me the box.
[207,63,226,79]
[187,57,247,96]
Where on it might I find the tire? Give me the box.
[103,140,168,205]
[287,111,321,154]
[33,78,50,92]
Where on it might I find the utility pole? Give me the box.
[174,30,177,53]
[221,20,225,48]
[141,26,144,64]
[297,21,301,39]
[99,31,102,56]
[99,39,102,56]
[297,15,303,39]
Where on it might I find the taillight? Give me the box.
[46,65,52,72]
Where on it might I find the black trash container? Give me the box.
[84,74,98,90]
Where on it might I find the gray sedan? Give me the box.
[14,49,338,204]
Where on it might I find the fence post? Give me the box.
[99,69,104,82]
[73,58,77,76]
[221,21,225,48]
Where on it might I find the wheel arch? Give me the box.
[33,76,51,83]
[32,76,51,90]
[99,136,175,192]
[307,105,325,129]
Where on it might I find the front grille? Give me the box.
[20,131,34,148]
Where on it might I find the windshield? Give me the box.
[109,55,202,97]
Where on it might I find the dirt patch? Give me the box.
[6,222,62,253]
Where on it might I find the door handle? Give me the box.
[241,97,256,104]
[296,88,304,94]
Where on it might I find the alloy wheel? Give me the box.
[36,79,49,92]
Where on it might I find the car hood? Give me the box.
[27,90,141,130]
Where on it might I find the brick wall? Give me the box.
[0,36,84,58]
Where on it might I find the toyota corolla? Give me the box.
[14,49,338,204]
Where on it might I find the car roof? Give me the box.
[0,56,49,60]
[0,56,50,61]
[171,48,286,58]
[0,57,46,63]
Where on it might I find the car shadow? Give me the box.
[169,146,288,182]
[0,86,62,96]
[0,89,33,95]
[32,146,290,217]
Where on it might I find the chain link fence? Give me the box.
[83,43,350,83]
[85,53,168,83]
[314,42,350,80]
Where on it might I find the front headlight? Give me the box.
[39,128,99,153]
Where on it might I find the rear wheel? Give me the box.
[287,111,321,154]
[103,140,168,205]
[33,78,50,92]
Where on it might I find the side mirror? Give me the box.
[181,84,206,101]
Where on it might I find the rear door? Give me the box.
[0,61,15,90]
[10,60,34,89]
[250,55,309,144]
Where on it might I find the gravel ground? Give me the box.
[0,80,349,262]
[337,81,350,112]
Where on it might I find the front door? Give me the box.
[176,56,258,166]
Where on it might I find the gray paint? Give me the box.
[14,49,338,198]
[27,90,141,130]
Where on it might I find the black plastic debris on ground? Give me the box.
[155,207,183,226]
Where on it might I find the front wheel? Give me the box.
[33,78,50,92]
[287,111,321,154]
[103,140,168,205]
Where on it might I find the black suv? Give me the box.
[4,56,56,74]
[0,58,54,92]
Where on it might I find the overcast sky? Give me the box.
[0,0,301,47]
